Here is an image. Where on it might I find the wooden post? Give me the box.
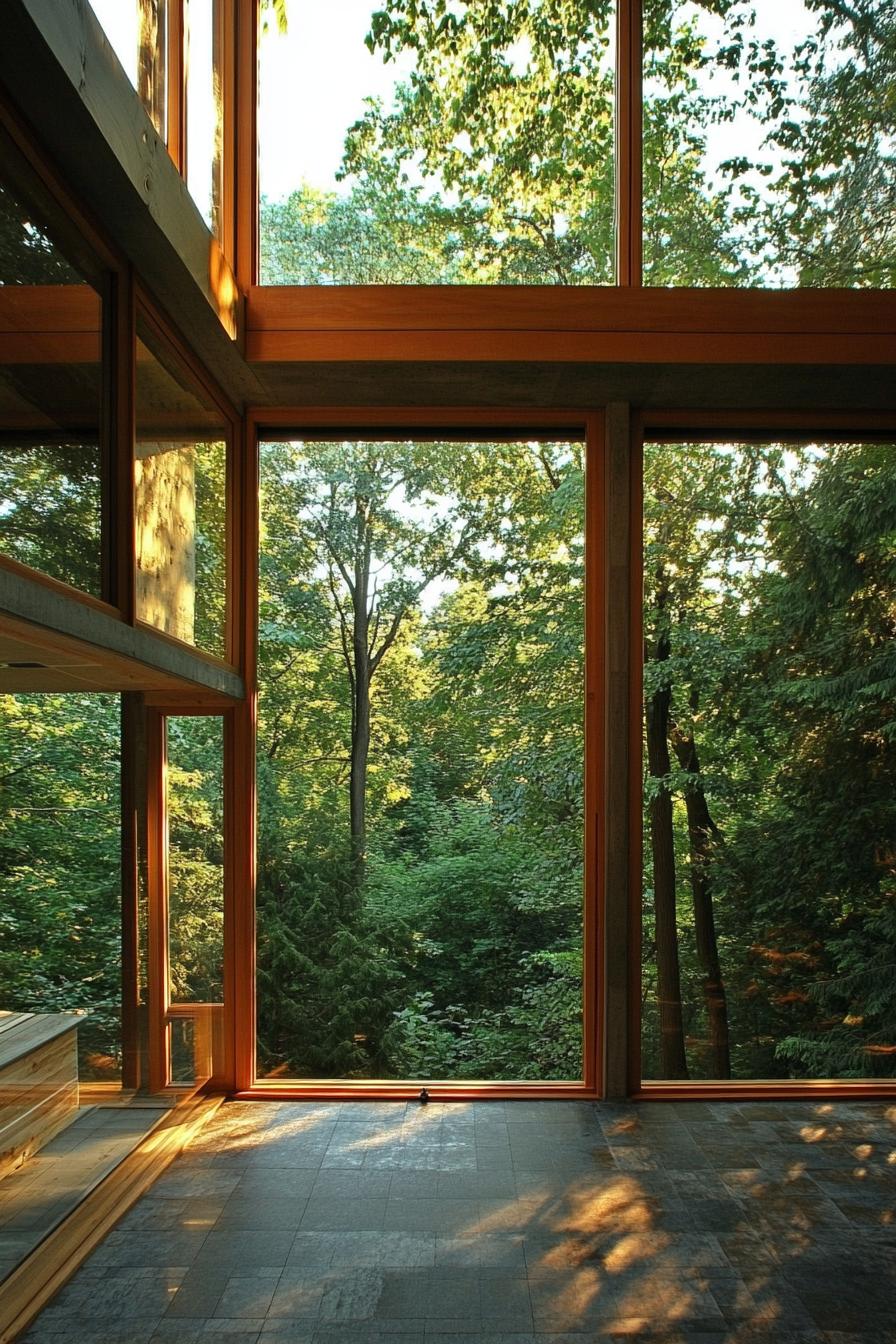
[234,0,258,292]
[583,413,605,1095]
[603,402,636,1097]
[616,0,643,286]
[230,412,258,1092]
[120,693,147,1091]
[146,711,170,1093]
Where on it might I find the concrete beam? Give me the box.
[0,567,244,698]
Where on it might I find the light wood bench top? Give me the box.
[0,1012,83,1071]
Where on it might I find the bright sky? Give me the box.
[89,0,830,239]
[258,1,415,200]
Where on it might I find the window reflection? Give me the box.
[134,318,228,658]
[88,0,169,142]
[185,0,224,236]
[0,176,104,596]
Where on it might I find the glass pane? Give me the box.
[643,0,895,286]
[135,319,228,658]
[185,0,223,234]
[259,1,615,284]
[641,442,896,1081]
[169,1015,198,1083]
[0,693,122,1081]
[167,715,224,1003]
[256,438,585,1081]
[88,0,169,140]
[0,177,103,596]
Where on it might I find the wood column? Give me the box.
[616,0,643,286]
[603,402,638,1097]
[120,692,148,1091]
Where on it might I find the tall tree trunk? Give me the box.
[349,496,372,881]
[671,726,731,1079]
[349,660,370,878]
[645,569,689,1079]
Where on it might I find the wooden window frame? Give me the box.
[242,0,644,292]
[630,409,896,1101]
[226,407,608,1100]
[146,701,234,1092]
[166,0,238,260]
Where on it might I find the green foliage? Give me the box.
[261,1,895,286]
[0,694,122,1078]
[167,716,226,1003]
[642,442,896,1081]
[0,442,102,595]
[255,438,586,1081]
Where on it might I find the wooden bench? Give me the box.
[0,1011,81,1179]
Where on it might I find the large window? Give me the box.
[641,440,896,1081]
[185,0,225,236]
[0,173,105,597]
[135,314,229,659]
[258,0,894,289]
[0,693,123,1081]
[165,713,225,1085]
[644,0,896,287]
[256,437,586,1081]
[88,0,170,142]
[259,2,616,284]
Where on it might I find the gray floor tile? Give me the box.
[16,1099,896,1344]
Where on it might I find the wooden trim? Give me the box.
[628,415,644,1095]
[248,285,896,333]
[167,0,186,172]
[247,329,896,365]
[233,413,258,1091]
[636,1081,896,1101]
[640,408,896,438]
[120,694,145,1091]
[0,285,101,331]
[583,412,605,1096]
[252,406,592,433]
[218,0,237,265]
[602,404,634,1099]
[144,690,240,711]
[0,1093,224,1344]
[235,0,258,292]
[146,712,171,1093]
[237,1084,600,1101]
[616,0,643,286]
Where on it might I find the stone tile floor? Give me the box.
[0,1103,167,1282]
[17,1098,896,1344]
